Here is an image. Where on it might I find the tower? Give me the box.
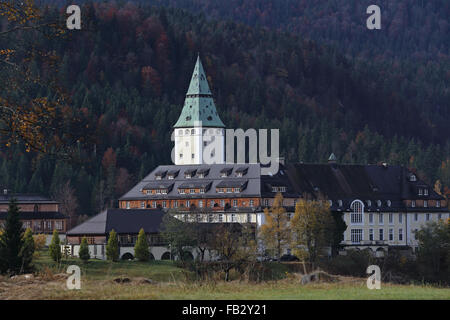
[173,56,225,165]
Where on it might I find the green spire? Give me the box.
[173,56,225,128]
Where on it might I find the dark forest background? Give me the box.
[0,0,449,220]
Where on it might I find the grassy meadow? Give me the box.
[0,250,448,300]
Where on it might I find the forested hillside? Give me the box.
[0,2,449,219]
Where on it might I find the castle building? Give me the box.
[0,189,67,244]
[68,56,449,260]
[173,56,225,165]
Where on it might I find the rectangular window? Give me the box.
[389,229,394,241]
[379,229,384,241]
[426,213,430,221]
[411,200,416,208]
[231,214,236,222]
[220,200,225,207]
[351,212,362,224]
[190,189,195,194]
[424,189,428,196]
[418,188,423,196]
[186,200,190,207]
[227,188,232,193]
[141,202,145,209]
[379,213,383,224]
[389,213,393,224]
[250,200,254,207]
[436,201,441,208]
[414,213,418,221]
[399,228,403,241]
[208,214,213,223]
[191,154,195,159]
[174,201,178,208]
[55,221,63,230]
[162,201,167,208]
[126,202,130,209]
[350,229,363,243]
[247,214,252,223]
[369,229,374,241]
[47,221,52,230]
[233,200,238,207]
[264,199,269,206]
[210,200,215,208]
[152,201,156,208]
[414,229,418,240]
[438,214,442,220]
[399,214,403,224]
[199,200,203,208]
[369,213,373,224]
[218,214,223,222]
[424,200,428,208]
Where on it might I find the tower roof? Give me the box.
[173,56,225,128]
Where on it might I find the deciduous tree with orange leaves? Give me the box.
[259,193,291,260]
[0,0,93,158]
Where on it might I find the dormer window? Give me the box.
[376,200,381,207]
[367,200,372,207]
[418,188,423,196]
[338,200,343,207]
[410,175,416,182]
[234,188,240,193]
[235,167,248,177]
[220,167,233,177]
[387,200,391,207]
[424,189,428,196]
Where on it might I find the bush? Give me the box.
[134,228,149,262]
[323,249,374,277]
[20,228,35,273]
[49,230,61,262]
[79,237,90,263]
[106,229,119,262]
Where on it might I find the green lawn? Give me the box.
[16,250,449,300]
[34,250,189,282]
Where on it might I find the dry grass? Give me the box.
[1,274,449,300]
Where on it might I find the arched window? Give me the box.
[386,200,391,207]
[377,200,381,207]
[350,200,364,224]
[191,129,195,135]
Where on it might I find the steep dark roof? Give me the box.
[0,194,58,204]
[67,209,166,235]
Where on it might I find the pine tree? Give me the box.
[79,237,90,263]
[49,229,62,262]
[20,228,35,273]
[106,229,119,262]
[134,228,149,262]
[0,199,24,274]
